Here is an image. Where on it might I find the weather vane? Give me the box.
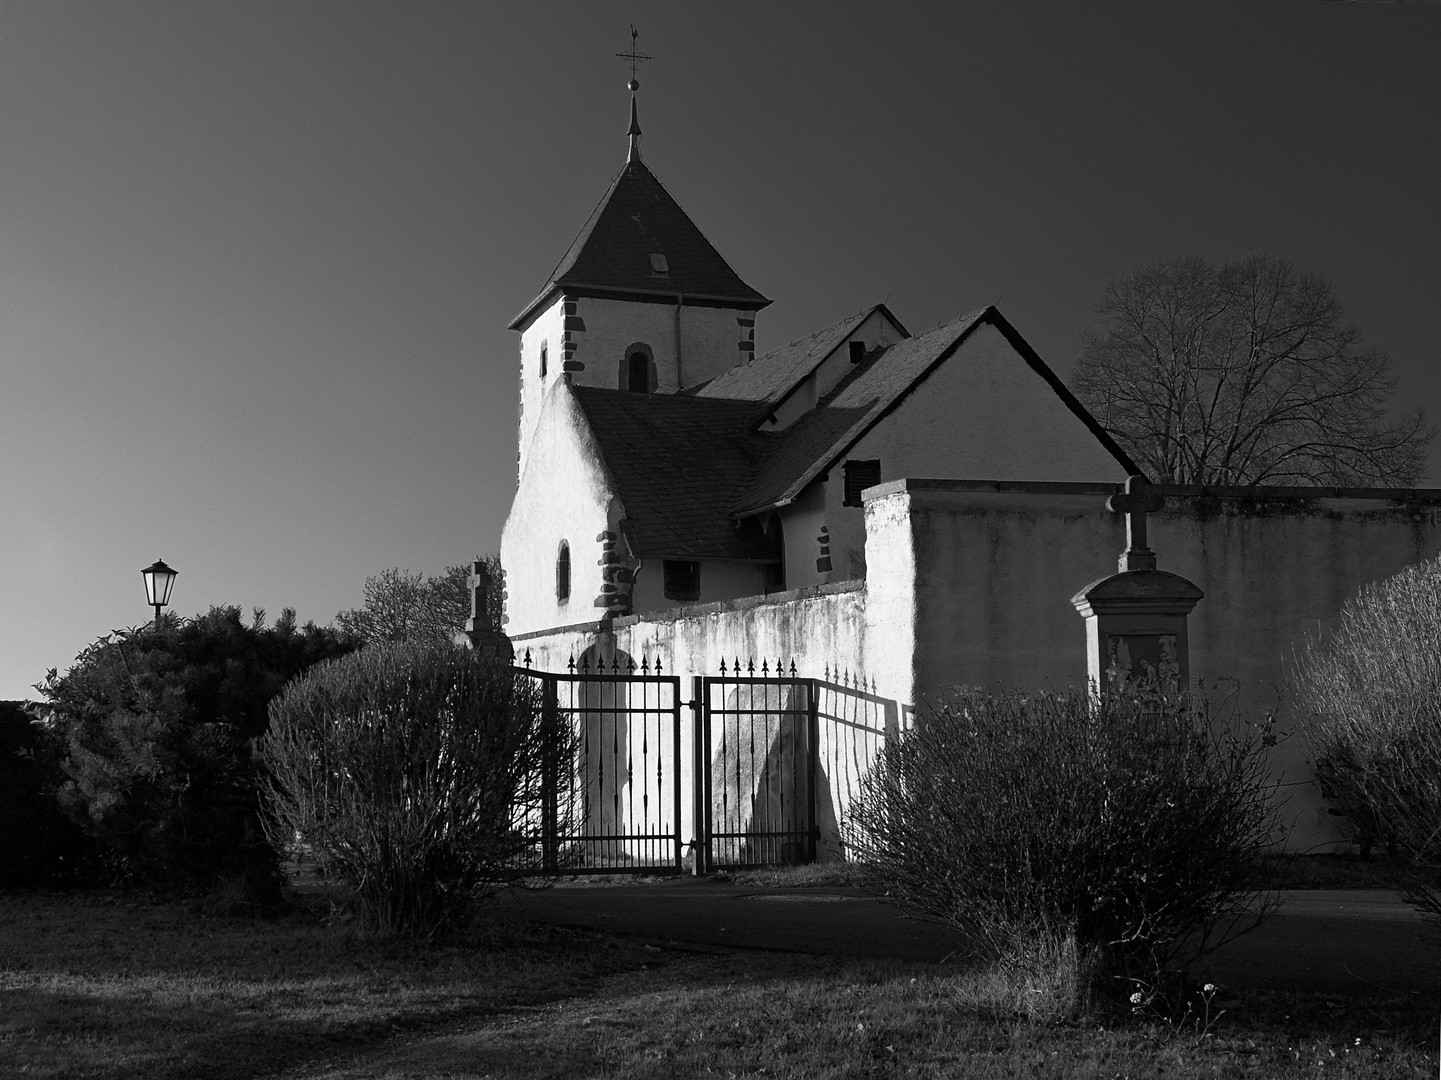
[616,26,651,90]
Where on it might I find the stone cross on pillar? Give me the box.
[464,559,513,663]
[1107,475,1164,572]
[1071,475,1202,699]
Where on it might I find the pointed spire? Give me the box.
[627,84,642,161]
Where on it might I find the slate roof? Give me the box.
[509,157,770,330]
[734,313,987,514]
[691,307,880,405]
[566,307,1140,558]
[570,386,776,560]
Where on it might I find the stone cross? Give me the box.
[467,560,489,630]
[1107,475,1164,572]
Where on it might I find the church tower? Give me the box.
[508,71,771,479]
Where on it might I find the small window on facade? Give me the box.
[627,351,653,393]
[663,559,700,602]
[649,253,669,274]
[540,343,548,379]
[843,459,881,507]
[849,340,866,364]
[555,542,571,603]
[764,514,786,593]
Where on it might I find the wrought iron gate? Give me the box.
[693,662,818,871]
[517,659,684,873]
[514,655,900,875]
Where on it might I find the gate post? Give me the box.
[690,675,708,876]
[540,674,559,873]
[806,679,820,863]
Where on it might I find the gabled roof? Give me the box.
[509,157,770,330]
[734,307,1141,515]
[564,307,1140,557]
[691,306,893,406]
[733,313,985,514]
[570,386,776,561]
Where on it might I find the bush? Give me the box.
[262,642,567,940]
[1293,556,1441,916]
[846,685,1280,1014]
[0,702,105,887]
[36,607,358,902]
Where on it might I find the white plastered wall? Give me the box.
[629,558,770,616]
[509,582,873,860]
[819,322,1130,582]
[865,480,1441,853]
[515,298,568,481]
[501,379,621,636]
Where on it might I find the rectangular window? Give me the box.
[662,560,701,602]
[848,340,866,364]
[842,459,881,507]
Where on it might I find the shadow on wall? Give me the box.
[710,677,898,866]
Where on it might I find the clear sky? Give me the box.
[2,1,1438,700]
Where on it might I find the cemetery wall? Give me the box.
[511,579,869,687]
[867,478,1441,851]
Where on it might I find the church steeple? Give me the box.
[508,33,771,478]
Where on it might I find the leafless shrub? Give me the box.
[846,685,1281,1012]
[262,642,571,940]
[1293,557,1441,917]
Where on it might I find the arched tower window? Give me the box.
[621,342,656,393]
[540,342,548,379]
[556,541,571,604]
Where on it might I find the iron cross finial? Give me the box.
[616,26,652,87]
[617,27,651,160]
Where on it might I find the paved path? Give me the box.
[497,880,1441,996]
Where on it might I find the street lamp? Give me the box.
[141,558,178,629]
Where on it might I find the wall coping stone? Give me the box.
[510,579,865,642]
[866,477,1441,503]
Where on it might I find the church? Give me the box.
[498,81,1441,855]
[502,86,1133,639]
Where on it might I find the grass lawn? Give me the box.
[1,888,1436,1079]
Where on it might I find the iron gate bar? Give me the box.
[698,674,819,870]
[514,666,683,874]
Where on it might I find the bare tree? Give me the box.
[1072,254,1432,486]
[335,556,502,646]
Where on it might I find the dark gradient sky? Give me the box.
[2,2,1438,698]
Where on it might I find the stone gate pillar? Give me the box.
[1071,476,1202,697]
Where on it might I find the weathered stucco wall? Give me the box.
[510,581,870,851]
[778,484,828,592]
[515,297,568,480]
[566,296,750,394]
[866,479,1441,851]
[501,380,617,636]
[629,557,771,616]
[815,323,1130,592]
[513,580,867,684]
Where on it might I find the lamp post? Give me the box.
[141,558,178,630]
